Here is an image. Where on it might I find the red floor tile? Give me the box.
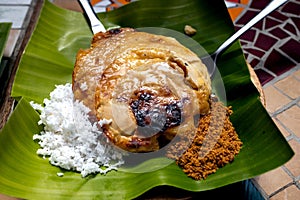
[250,0,270,9]
[265,49,296,76]
[281,1,300,16]
[279,38,300,63]
[269,27,290,39]
[265,17,282,30]
[254,69,274,85]
[254,33,278,51]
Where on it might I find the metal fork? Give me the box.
[78,0,106,34]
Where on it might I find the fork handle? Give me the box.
[78,0,106,34]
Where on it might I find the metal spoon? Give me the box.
[202,0,289,78]
[78,0,289,78]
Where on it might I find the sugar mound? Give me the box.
[31,83,124,177]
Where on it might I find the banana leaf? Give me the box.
[0,0,293,199]
[0,22,11,62]
[0,22,12,108]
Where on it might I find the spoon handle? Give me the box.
[78,0,106,34]
[215,0,289,55]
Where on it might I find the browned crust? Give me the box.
[72,28,212,153]
[72,28,135,90]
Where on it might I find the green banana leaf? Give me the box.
[0,0,293,199]
[0,23,11,61]
[0,22,12,110]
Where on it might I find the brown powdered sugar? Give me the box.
[167,99,242,180]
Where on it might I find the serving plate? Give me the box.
[0,0,293,199]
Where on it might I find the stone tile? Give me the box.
[254,33,278,51]
[225,1,237,7]
[269,27,290,39]
[254,167,292,196]
[263,86,291,113]
[284,139,300,177]
[0,194,18,200]
[239,29,256,42]
[281,1,300,16]
[277,105,300,138]
[3,29,20,57]
[265,17,282,30]
[253,20,264,30]
[270,184,300,200]
[236,10,259,25]
[51,0,82,12]
[233,0,299,86]
[273,118,291,138]
[93,0,111,7]
[244,48,265,58]
[265,49,296,76]
[294,69,300,80]
[0,6,29,29]
[228,7,244,21]
[249,0,269,9]
[255,69,274,85]
[291,17,300,32]
[249,58,260,67]
[93,7,106,13]
[284,23,298,36]
[274,75,300,100]
[269,11,289,22]
[0,0,32,4]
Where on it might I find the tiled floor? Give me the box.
[0,0,299,199]
[226,1,300,199]
[228,0,300,86]
[253,67,300,199]
[0,0,32,57]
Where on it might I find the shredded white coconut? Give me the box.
[57,172,64,177]
[31,83,124,177]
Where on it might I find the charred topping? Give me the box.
[108,28,122,35]
[130,91,183,138]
